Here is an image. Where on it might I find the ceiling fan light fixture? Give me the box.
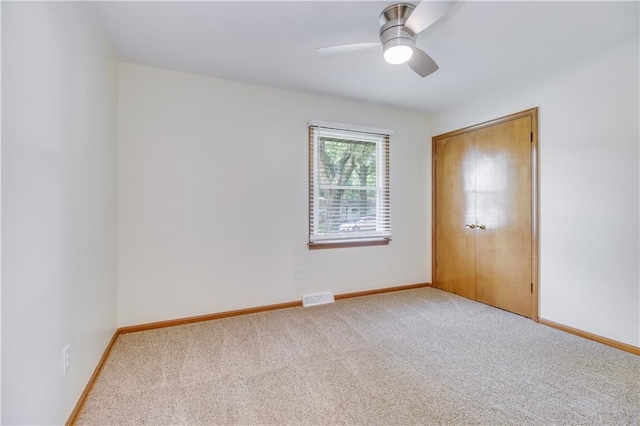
[383,39,414,64]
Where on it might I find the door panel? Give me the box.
[433,109,537,319]
[474,117,532,317]
[434,133,476,300]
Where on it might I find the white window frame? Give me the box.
[308,121,392,249]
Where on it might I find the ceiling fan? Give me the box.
[317,1,456,77]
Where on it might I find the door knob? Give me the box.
[465,224,486,230]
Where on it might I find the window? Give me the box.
[308,121,391,249]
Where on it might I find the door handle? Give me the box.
[465,224,486,230]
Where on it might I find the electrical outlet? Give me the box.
[63,344,70,376]
[294,267,303,280]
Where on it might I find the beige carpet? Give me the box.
[77,287,639,425]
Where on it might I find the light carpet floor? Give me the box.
[77,287,639,425]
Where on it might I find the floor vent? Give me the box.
[302,291,335,307]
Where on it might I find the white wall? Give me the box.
[2,3,118,424]
[429,36,640,347]
[118,63,430,326]
[0,3,3,420]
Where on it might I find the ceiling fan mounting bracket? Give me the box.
[379,3,416,26]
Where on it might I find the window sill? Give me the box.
[308,239,390,250]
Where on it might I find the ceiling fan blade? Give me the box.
[404,0,457,35]
[317,42,380,55]
[408,47,439,77]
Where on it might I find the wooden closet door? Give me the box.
[433,109,537,319]
[474,117,532,317]
[434,132,477,300]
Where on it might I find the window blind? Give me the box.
[309,124,391,245]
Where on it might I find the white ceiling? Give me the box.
[93,1,639,113]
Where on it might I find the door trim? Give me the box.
[432,107,539,321]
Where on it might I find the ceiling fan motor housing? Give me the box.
[379,3,416,50]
